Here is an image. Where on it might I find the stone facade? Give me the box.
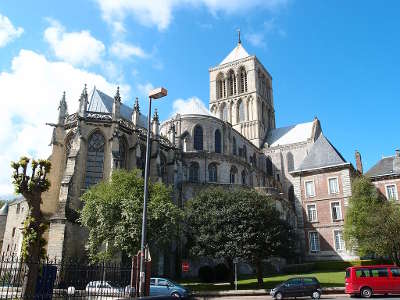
[1,199,28,256]
[1,39,358,267]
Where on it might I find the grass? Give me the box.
[178,271,345,291]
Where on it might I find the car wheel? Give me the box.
[360,287,372,298]
[275,292,283,300]
[311,291,321,299]
[171,292,181,298]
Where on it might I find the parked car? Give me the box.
[270,277,321,299]
[85,281,124,296]
[345,265,400,298]
[150,278,190,298]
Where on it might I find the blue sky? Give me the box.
[0,0,399,197]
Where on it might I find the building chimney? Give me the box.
[355,150,363,174]
[394,149,400,173]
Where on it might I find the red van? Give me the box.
[345,265,400,297]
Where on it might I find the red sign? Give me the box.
[182,261,189,272]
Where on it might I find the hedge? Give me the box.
[283,259,393,274]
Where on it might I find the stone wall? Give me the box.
[1,199,28,257]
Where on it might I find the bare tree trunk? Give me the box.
[225,258,234,288]
[255,259,264,286]
[22,243,41,299]
[393,248,400,266]
[22,196,43,300]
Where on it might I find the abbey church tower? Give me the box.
[209,37,275,148]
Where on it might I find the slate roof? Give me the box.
[87,88,148,128]
[365,155,400,178]
[266,121,314,147]
[220,43,250,65]
[294,134,348,172]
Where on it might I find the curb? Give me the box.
[193,287,345,297]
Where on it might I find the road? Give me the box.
[193,295,400,300]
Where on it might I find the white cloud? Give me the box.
[95,0,288,31]
[44,20,105,67]
[246,33,265,47]
[171,97,210,116]
[110,41,148,59]
[0,49,130,197]
[246,18,286,48]
[0,13,23,47]
[137,82,154,97]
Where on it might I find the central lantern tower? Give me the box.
[208,35,276,148]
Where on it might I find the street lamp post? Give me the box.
[139,87,167,297]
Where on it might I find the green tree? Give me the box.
[344,176,400,265]
[185,187,295,286]
[80,169,183,262]
[11,156,51,299]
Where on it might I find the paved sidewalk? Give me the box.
[193,287,345,297]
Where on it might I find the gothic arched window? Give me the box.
[243,145,247,161]
[266,156,273,176]
[119,137,127,169]
[216,73,224,99]
[232,137,237,155]
[228,70,235,96]
[241,170,247,185]
[215,129,221,153]
[160,153,167,183]
[238,100,245,122]
[230,166,238,184]
[189,162,200,183]
[193,125,203,151]
[240,67,247,93]
[287,152,294,172]
[208,163,218,183]
[85,131,105,188]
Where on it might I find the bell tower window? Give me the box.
[240,67,247,93]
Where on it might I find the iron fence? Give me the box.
[0,254,134,299]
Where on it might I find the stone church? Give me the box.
[0,39,358,272]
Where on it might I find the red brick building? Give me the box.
[290,134,358,261]
[365,149,400,201]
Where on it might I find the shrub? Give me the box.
[313,259,393,271]
[198,265,215,283]
[214,263,229,282]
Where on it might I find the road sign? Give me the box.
[182,261,189,272]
